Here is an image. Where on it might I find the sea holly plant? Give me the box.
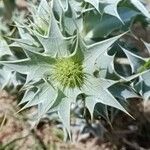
[0,36,25,92]
[0,0,150,139]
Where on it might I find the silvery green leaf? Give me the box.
[94,104,110,122]
[19,87,38,105]
[34,0,50,32]
[143,40,150,55]
[0,37,12,56]
[83,76,131,117]
[28,0,68,56]
[120,46,146,73]
[63,87,81,103]
[34,5,69,56]
[96,52,115,78]
[104,0,122,22]
[101,0,150,19]
[0,67,11,88]
[46,89,71,138]
[0,50,56,83]
[133,78,143,95]
[60,0,83,35]
[53,0,83,34]
[84,33,125,73]
[10,41,43,53]
[103,54,123,80]
[0,38,14,89]
[8,36,43,53]
[142,70,150,88]
[15,22,38,46]
[130,0,150,18]
[83,7,139,39]
[143,91,150,101]
[0,18,8,33]
[103,0,150,22]
[124,69,150,82]
[141,70,150,101]
[109,83,139,100]
[85,96,97,119]
[52,0,63,17]
[19,82,57,112]
[58,97,71,138]
[84,0,100,12]
[37,88,58,119]
[38,0,50,19]
[134,70,150,101]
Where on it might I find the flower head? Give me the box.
[52,57,85,89]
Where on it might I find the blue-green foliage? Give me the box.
[0,0,150,139]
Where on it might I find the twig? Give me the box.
[0,113,7,130]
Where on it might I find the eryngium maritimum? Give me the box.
[0,0,134,137]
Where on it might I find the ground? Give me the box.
[0,90,150,150]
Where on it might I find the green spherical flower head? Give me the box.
[53,58,85,89]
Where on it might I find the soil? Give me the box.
[0,91,150,150]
